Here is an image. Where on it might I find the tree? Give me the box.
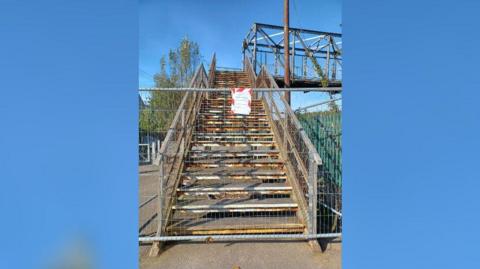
[139,38,202,135]
[328,99,340,113]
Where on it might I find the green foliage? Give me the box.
[140,38,202,134]
[321,78,329,87]
[328,99,340,113]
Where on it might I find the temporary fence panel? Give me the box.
[295,99,342,235]
[139,59,341,246]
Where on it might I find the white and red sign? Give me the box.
[230,88,252,115]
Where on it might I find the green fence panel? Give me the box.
[297,111,342,187]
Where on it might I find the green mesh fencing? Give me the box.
[297,111,342,187]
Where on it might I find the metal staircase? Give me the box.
[166,70,305,235]
[143,55,336,255]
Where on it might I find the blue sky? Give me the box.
[139,0,342,108]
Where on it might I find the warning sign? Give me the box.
[230,88,252,115]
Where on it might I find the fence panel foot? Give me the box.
[148,241,163,257]
[308,239,322,252]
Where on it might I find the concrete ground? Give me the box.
[140,240,341,269]
[139,164,341,269]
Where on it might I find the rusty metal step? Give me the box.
[166,215,304,235]
[202,102,259,104]
[192,137,275,143]
[196,128,272,133]
[188,150,279,159]
[202,98,261,102]
[180,174,287,184]
[190,142,276,148]
[185,158,284,169]
[201,107,261,109]
[177,183,291,195]
[198,114,267,119]
[191,145,276,152]
[199,121,269,125]
[197,119,268,122]
[172,197,297,213]
[194,132,273,137]
[193,133,273,138]
[180,168,287,184]
[183,167,286,175]
[199,112,267,116]
[199,110,266,114]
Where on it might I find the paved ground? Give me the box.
[140,240,341,269]
[139,164,159,239]
[139,164,341,269]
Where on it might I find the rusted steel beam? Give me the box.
[284,0,291,105]
[254,22,342,37]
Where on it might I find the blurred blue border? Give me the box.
[1,0,479,268]
[0,0,138,268]
[343,0,480,268]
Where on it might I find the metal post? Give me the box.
[284,0,291,105]
[151,142,156,160]
[264,51,267,68]
[156,155,164,236]
[181,109,185,153]
[326,41,331,80]
[303,56,307,77]
[253,25,258,73]
[283,111,288,151]
[332,54,337,80]
[308,152,318,235]
[275,55,278,75]
[147,144,151,163]
[291,31,295,80]
[242,48,246,71]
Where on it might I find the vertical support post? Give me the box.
[147,144,151,163]
[291,31,295,80]
[326,40,331,80]
[283,111,288,151]
[309,153,318,235]
[264,51,267,69]
[242,48,246,71]
[181,109,186,153]
[303,56,307,77]
[307,151,321,252]
[275,55,278,75]
[150,153,165,256]
[253,24,258,73]
[151,142,156,160]
[332,56,337,81]
[156,154,165,237]
[284,0,291,105]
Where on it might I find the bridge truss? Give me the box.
[243,23,342,87]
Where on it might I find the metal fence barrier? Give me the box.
[295,99,342,235]
[139,144,150,164]
[139,59,341,247]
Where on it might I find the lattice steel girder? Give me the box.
[243,22,342,81]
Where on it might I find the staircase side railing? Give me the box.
[252,64,322,237]
[154,64,209,238]
[244,56,257,89]
[208,53,216,88]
